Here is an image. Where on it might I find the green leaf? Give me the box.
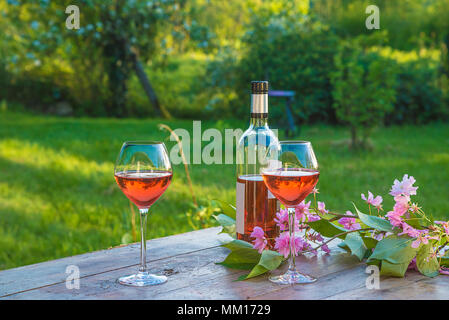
[354,204,393,232]
[223,239,253,249]
[218,226,236,236]
[381,260,409,277]
[362,235,378,250]
[217,240,260,270]
[120,232,133,245]
[345,232,367,261]
[403,213,426,229]
[238,250,284,280]
[440,257,449,268]
[368,235,418,264]
[213,200,236,219]
[213,214,235,227]
[307,219,348,238]
[367,258,381,268]
[338,241,351,253]
[416,243,440,277]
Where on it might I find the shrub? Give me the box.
[331,39,397,148]
[207,9,339,123]
[370,48,449,124]
[0,67,70,113]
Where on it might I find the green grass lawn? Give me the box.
[1,110,449,270]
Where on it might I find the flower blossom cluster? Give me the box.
[361,191,383,210]
[250,227,268,254]
[248,173,449,276]
[338,211,361,231]
[383,174,439,248]
[250,200,329,258]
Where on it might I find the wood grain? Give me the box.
[0,227,230,297]
[2,227,449,300]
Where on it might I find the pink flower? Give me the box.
[291,235,308,256]
[338,211,361,230]
[317,201,329,214]
[410,203,421,213]
[386,195,411,228]
[435,221,449,235]
[308,233,324,242]
[411,233,429,249]
[398,223,421,238]
[408,257,418,271]
[295,201,311,222]
[321,244,330,254]
[408,230,437,249]
[393,195,410,215]
[274,208,299,232]
[274,232,291,258]
[274,209,289,231]
[386,211,403,227]
[250,226,267,253]
[312,187,319,195]
[371,230,387,241]
[307,233,330,254]
[361,191,383,209]
[250,226,265,239]
[307,212,321,222]
[440,267,449,276]
[390,174,418,197]
[274,233,310,258]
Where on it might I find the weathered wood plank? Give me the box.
[3,226,449,300]
[0,227,230,297]
[246,265,449,300]
[325,271,449,300]
[3,242,360,300]
[3,246,238,300]
[154,250,361,300]
[249,264,367,300]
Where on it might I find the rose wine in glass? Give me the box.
[262,168,319,207]
[115,171,172,208]
[114,142,172,286]
[262,141,319,285]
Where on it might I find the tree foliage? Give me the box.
[207,1,339,122]
[331,37,397,148]
[2,0,197,117]
[1,0,449,124]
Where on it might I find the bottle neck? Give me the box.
[250,114,268,127]
[250,93,268,127]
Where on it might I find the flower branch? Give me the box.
[217,174,449,280]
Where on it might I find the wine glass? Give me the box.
[114,141,172,286]
[262,141,319,285]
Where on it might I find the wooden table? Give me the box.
[1,227,448,300]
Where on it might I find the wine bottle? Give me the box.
[236,81,279,246]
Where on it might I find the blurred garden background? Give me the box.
[1,0,449,270]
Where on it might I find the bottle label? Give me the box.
[236,181,245,234]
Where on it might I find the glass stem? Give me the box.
[139,208,149,273]
[287,207,296,272]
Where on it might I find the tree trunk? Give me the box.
[128,47,169,118]
[350,126,358,149]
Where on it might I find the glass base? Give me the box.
[118,271,167,287]
[269,269,317,285]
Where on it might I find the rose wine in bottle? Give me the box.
[236,81,279,246]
